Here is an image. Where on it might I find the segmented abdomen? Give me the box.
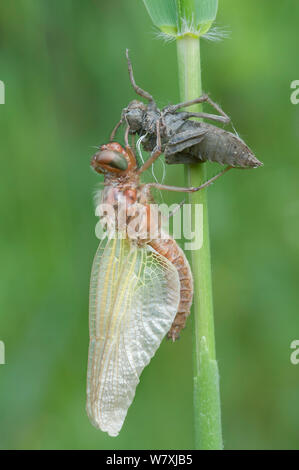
[149,237,193,341]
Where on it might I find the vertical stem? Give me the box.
[176,36,223,450]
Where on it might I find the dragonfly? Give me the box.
[86,128,231,437]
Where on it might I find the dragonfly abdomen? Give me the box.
[149,237,193,341]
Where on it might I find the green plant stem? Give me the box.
[176,36,223,450]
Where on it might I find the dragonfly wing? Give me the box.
[86,237,180,437]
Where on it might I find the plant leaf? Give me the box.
[142,0,178,35]
[195,0,218,24]
[194,0,218,35]
[142,0,218,38]
[177,0,218,35]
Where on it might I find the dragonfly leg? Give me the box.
[122,125,138,168]
[182,111,230,124]
[168,200,185,218]
[126,49,154,102]
[131,132,136,151]
[124,125,130,147]
[162,94,230,124]
[137,120,162,174]
[147,166,232,193]
[110,118,123,141]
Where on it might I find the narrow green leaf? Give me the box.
[194,0,218,24]
[177,0,218,36]
[194,0,218,35]
[142,0,178,35]
[143,0,219,38]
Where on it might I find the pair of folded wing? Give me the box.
[87,236,180,436]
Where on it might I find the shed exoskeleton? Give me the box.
[110,50,262,170]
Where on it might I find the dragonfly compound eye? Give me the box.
[91,150,128,174]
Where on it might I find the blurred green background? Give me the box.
[0,0,299,450]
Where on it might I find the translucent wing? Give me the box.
[86,236,180,437]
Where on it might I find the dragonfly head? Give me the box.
[91,143,132,175]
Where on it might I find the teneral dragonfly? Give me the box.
[86,132,230,436]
